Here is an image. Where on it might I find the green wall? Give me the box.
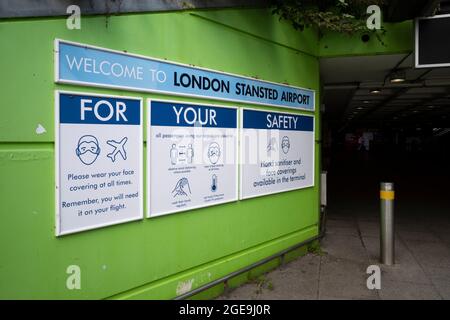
[0,8,321,299]
[319,20,414,57]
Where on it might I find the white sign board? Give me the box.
[148,99,238,217]
[55,91,143,236]
[240,108,315,199]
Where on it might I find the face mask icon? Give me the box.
[281,136,290,154]
[76,135,101,165]
[207,142,221,165]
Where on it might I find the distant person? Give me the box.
[362,132,373,151]
[357,134,365,151]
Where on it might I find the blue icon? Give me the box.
[170,144,178,165]
[107,137,128,162]
[187,144,194,164]
[170,143,194,165]
[267,137,277,153]
[172,178,191,197]
[76,135,100,165]
[211,174,218,192]
[207,142,221,164]
[281,136,290,154]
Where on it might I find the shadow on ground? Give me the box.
[219,149,450,300]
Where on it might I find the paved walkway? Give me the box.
[219,152,450,300]
[219,181,450,300]
[219,211,450,300]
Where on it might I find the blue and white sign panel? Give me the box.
[55,91,143,235]
[148,100,238,217]
[240,108,315,199]
[55,39,315,111]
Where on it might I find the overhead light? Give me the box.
[357,107,364,110]
[370,89,381,94]
[389,70,406,83]
[390,77,405,83]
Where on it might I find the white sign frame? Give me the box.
[54,38,316,112]
[239,107,316,200]
[147,98,239,218]
[415,14,450,68]
[55,90,144,236]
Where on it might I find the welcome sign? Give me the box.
[55,39,315,111]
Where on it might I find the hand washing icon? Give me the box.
[172,178,191,197]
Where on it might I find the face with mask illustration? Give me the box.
[207,142,221,165]
[76,135,100,165]
[281,136,290,154]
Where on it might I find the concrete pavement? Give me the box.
[219,151,450,300]
[219,198,450,300]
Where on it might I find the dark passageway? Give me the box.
[326,129,450,228]
[321,130,450,299]
[221,132,450,300]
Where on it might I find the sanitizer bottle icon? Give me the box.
[170,144,178,165]
[211,174,218,192]
[187,144,194,164]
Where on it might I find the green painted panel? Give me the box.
[319,21,414,57]
[108,226,318,299]
[188,283,225,300]
[192,8,319,57]
[0,8,321,299]
[0,145,319,299]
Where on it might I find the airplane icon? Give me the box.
[106,137,128,162]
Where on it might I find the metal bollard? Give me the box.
[380,182,395,265]
[321,171,327,208]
